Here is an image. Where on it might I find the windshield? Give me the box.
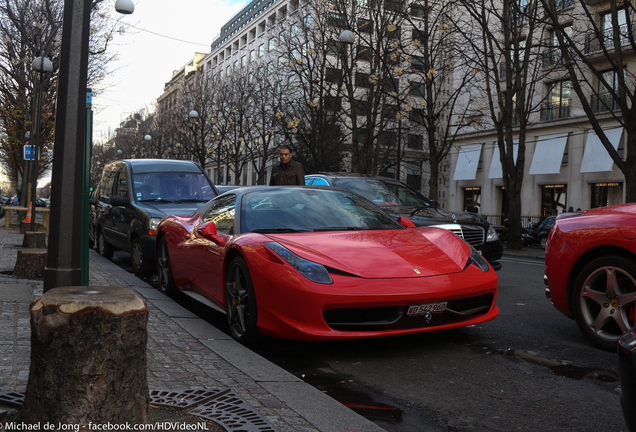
[132,172,215,203]
[241,189,404,233]
[331,178,431,208]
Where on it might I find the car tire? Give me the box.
[97,230,114,260]
[225,256,260,344]
[156,236,176,296]
[131,238,153,275]
[540,236,548,249]
[573,255,636,351]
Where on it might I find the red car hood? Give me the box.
[265,227,469,278]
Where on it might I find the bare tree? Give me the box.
[454,0,549,249]
[540,0,636,202]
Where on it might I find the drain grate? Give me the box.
[0,389,278,432]
[0,392,23,408]
[149,389,229,409]
[188,391,277,432]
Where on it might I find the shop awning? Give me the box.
[488,141,518,179]
[453,144,483,180]
[580,128,624,173]
[529,134,568,175]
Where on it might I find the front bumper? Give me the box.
[248,254,499,341]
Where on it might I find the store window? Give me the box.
[463,187,481,213]
[591,182,623,208]
[541,184,567,216]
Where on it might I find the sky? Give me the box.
[92,0,249,141]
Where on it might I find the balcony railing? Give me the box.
[540,101,570,121]
[542,49,565,68]
[585,23,632,54]
[591,93,619,113]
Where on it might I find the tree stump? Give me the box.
[22,231,47,248]
[13,249,47,278]
[20,221,40,234]
[16,286,150,427]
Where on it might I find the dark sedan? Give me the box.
[306,174,503,270]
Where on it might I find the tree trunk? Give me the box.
[16,286,150,427]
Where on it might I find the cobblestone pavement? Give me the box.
[0,228,383,432]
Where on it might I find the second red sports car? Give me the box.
[157,186,499,343]
[545,203,636,350]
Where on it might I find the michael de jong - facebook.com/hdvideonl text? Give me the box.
[1,422,210,432]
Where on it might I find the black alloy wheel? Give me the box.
[573,255,636,351]
[225,257,260,344]
[156,236,176,295]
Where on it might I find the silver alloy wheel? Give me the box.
[579,264,636,346]
[540,236,547,249]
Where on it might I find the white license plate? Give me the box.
[407,302,448,316]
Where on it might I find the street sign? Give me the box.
[24,145,35,160]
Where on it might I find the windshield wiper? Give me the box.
[138,198,176,203]
[251,228,311,233]
[313,226,368,231]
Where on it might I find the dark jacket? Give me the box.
[269,160,305,185]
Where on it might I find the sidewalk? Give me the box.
[0,228,383,432]
[501,245,546,261]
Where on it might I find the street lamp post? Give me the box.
[189,110,199,165]
[144,134,151,158]
[30,55,53,232]
[44,0,133,291]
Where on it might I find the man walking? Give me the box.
[269,145,305,185]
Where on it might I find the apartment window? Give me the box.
[325,67,342,83]
[278,55,286,68]
[356,45,372,61]
[412,28,425,42]
[385,0,403,12]
[381,131,396,146]
[327,39,342,56]
[382,77,399,93]
[324,96,342,110]
[291,23,299,37]
[241,55,247,67]
[594,69,621,112]
[328,12,345,28]
[411,4,426,18]
[250,50,255,62]
[353,99,369,116]
[269,37,276,51]
[411,55,426,71]
[541,80,571,121]
[355,72,371,88]
[382,104,398,119]
[267,62,274,75]
[226,65,231,76]
[410,108,425,123]
[387,24,401,39]
[303,14,311,27]
[234,60,239,71]
[409,81,426,97]
[279,30,286,44]
[601,9,628,48]
[259,44,265,57]
[357,18,373,33]
[408,134,424,149]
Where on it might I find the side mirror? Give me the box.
[198,221,227,246]
[110,195,127,207]
[397,216,416,228]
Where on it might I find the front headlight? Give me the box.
[465,246,490,272]
[486,225,499,242]
[148,217,162,235]
[265,242,333,284]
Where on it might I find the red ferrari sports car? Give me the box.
[156,186,499,343]
[544,203,636,351]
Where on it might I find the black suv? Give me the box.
[306,174,503,270]
[91,159,218,274]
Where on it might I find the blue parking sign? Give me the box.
[24,145,35,160]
